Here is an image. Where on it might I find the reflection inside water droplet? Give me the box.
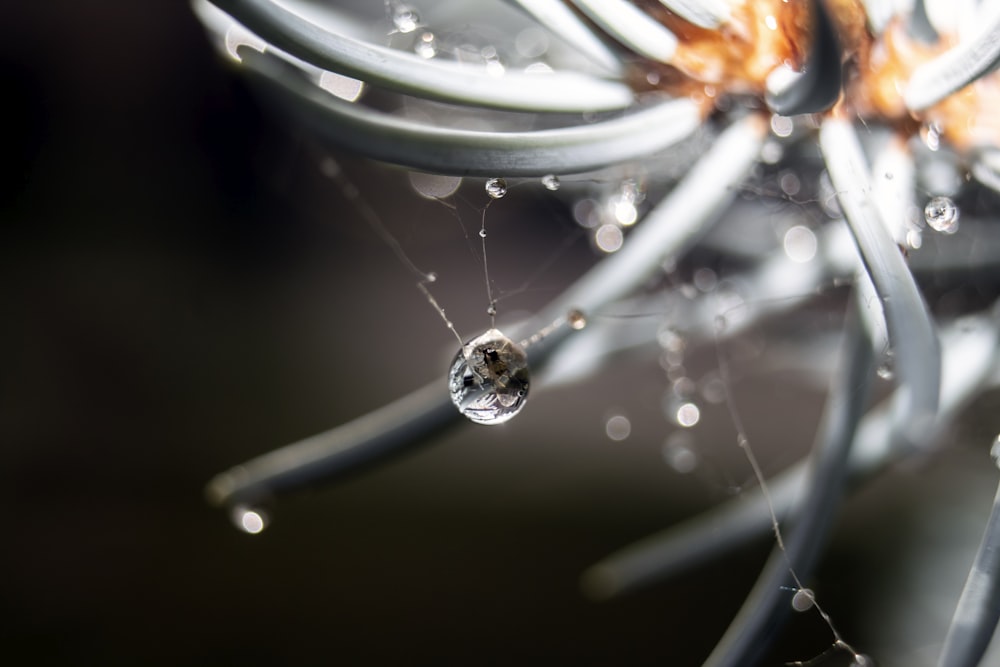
[924,196,959,234]
[449,329,529,425]
[485,177,508,199]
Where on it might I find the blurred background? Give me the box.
[4,3,1000,665]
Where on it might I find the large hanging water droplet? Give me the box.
[485,177,508,199]
[924,196,959,234]
[449,329,529,425]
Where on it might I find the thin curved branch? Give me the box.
[937,478,1000,667]
[904,0,1000,111]
[567,0,678,63]
[819,117,941,453]
[238,48,702,177]
[205,0,636,113]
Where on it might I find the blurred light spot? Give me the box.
[675,402,700,427]
[231,506,267,534]
[764,14,778,30]
[605,414,631,441]
[761,140,783,164]
[693,267,717,292]
[770,114,793,137]
[595,224,624,253]
[319,71,365,102]
[415,31,437,59]
[613,199,638,226]
[409,172,462,199]
[779,171,800,196]
[663,433,698,473]
[791,588,815,612]
[783,225,817,263]
[573,199,601,228]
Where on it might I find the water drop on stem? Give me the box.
[485,177,508,199]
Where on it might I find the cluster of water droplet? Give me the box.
[448,329,530,425]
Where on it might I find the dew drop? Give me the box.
[851,654,874,667]
[675,402,701,428]
[485,177,508,199]
[920,122,941,151]
[594,224,624,253]
[663,432,698,473]
[486,305,496,317]
[391,4,420,33]
[924,196,959,234]
[791,588,815,612]
[426,272,437,283]
[479,228,487,238]
[541,174,561,191]
[605,414,631,441]
[414,31,437,58]
[876,363,894,380]
[567,309,587,330]
[448,329,529,425]
[230,505,267,535]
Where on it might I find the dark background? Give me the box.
[3,3,1000,666]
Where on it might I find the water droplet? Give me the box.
[594,224,623,253]
[449,329,529,425]
[663,432,698,473]
[770,114,793,138]
[567,309,587,330]
[924,196,959,234]
[479,228,487,238]
[426,272,437,283]
[779,171,800,196]
[791,588,815,612]
[990,434,1000,469]
[391,4,419,33]
[693,267,718,292]
[410,172,461,199]
[876,362,893,380]
[485,177,507,199]
[851,654,874,667]
[783,225,818,263]
[230,505,267,534]
[760,140,783,164]
[656,326,686,353]
[920,122,941,151]
[414,31,437,59]
[541,174,561,191]
[675,402,701,428]
[605,414,631,441]
[486,305,496,317]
